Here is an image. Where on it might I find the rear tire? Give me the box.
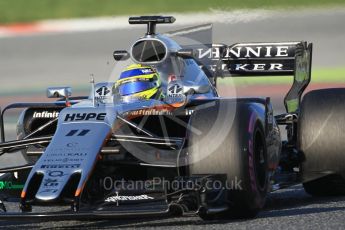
[187,99,269,219]
[299,88,345,196]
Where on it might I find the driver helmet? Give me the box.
[114,64,162,101]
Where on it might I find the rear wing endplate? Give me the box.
[193,41,313,113]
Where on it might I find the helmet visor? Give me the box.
[117,80,156,96]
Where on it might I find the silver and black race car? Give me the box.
[0,16,345,220]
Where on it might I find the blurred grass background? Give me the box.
[1,0,345,24]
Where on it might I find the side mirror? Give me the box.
[113,50,130,61]
[176,49,195,59]
[47,87,72,98]
[183,81,210,94]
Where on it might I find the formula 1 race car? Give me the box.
[0,15,345,221]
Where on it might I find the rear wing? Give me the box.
[193,41,313,113]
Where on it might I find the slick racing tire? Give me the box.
[299,88,345,196]
[187,99,269,219]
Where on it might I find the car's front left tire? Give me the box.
[187,99,269,219]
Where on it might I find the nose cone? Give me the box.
[22,107,114,204]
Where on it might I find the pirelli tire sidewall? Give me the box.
[187,99,269,217]
[299,88,345,191]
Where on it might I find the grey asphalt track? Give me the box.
[0,8,345,229]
